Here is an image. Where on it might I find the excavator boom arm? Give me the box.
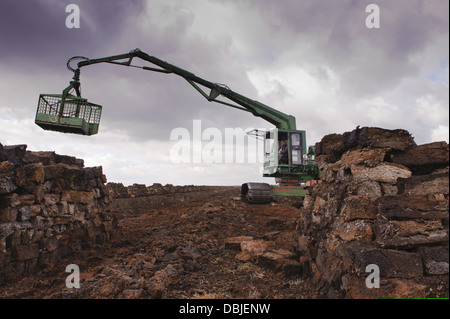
[74,49,297,130]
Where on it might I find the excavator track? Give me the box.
[241,183,273,204]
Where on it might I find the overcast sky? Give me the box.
[0,0,448,186]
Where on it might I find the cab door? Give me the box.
[263,129,278,175]
[289,132,304,165]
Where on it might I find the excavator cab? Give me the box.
[241,128,316,203]
[262,128,307,178]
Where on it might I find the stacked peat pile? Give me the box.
[106,182,211,198]
[0,143,117,285]
[297,127,449,298]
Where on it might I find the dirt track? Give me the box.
[0,186,318,299]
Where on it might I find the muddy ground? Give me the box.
[0,186,319,299]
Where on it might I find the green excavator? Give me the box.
[35,49,320,203]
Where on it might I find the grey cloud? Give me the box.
[68,3,265,140]
[245,0,448,96]
[0,0,145,70]
[88,0,449,144]
[1,0,448,146]
[0,0,448,187]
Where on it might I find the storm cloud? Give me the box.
[0,0,448,185]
